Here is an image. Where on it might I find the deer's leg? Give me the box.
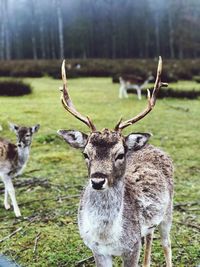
[119,84,126,98]
[93,253,112,267]
[124,86,129,98]
[2,175,11,209]
[142,231,154,267]
[137,88,142,100]
[4,187,10,210]
[123,241,141,267]
[158,205,172,267]
[133,85,141,100]
[2,176,21,217]
[119,85,124,98]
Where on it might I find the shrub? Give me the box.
[0,66,11,76]
[176,69,193,80]
[0,60,45,78]
[0,80,32,96]
[11,69,43,77]
[161,70,178,83]
[0,59,200,81]
[77,68,112,77]
[112,74,120,83]
[127,87,200,99]
[193,76,200,83]
[48,68,79,79]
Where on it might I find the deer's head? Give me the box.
[58,58,167,190]
[9,122,40,148]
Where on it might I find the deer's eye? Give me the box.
[115,153,125,161]
[83,152,89,160]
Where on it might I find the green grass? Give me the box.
[0,77,199,267]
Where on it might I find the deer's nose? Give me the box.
[90,178,106,190]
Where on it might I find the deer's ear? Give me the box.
[125,133,152,150]
[31,124,40,133]
[57,130,88,149]
[8,122,19,133]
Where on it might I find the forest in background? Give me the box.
[0,0,200,60]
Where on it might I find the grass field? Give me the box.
[0,77,200,267]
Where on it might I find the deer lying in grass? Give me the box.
[119,74,154,100]
[0,123,40,217]
[58,57,173,267]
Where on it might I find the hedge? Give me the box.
[0,80,32,96]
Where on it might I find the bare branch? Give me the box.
[33,232,41,254]
[76,256,94,266]
[176,221,200,231]
[174,201,200,208]
[0,227,22,243]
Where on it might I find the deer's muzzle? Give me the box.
[90,178,106,190]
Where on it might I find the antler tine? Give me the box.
[60,60,96,132]
[115,56,168,131]
[150,56,168,107]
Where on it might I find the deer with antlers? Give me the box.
[58,57,173,267]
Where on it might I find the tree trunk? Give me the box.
[49,0,56,59]
[3,0,11,60]
[168,4,175,58]
[57,0,64,59]
[112,34,116,59]
[30,0,38,60]
[0,11,5,60]
[39,13,46,58]
[15,24,22,59]
[50,27,56,59]
[155,14,160,56]
[145,29,149,58]
[178,42,183,59]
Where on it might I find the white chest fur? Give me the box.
[79,204,124,256]
[78,186,127,256]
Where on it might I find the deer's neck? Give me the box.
[86,181,124,219]
[17,145,30,166]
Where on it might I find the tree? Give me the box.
[0,2,5,60]
[29,0,38,60]
[2,0,11,60]
[0,0,199,60]
[56,0,64,59]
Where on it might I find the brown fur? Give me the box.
[0,138,18,163]
[125,144,173,203]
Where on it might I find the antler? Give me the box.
[114,56,168,131]
[60,60,96,131]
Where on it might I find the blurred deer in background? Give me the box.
[119,73,154,100]
[58,57,173,267]
[0,123,40,217]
